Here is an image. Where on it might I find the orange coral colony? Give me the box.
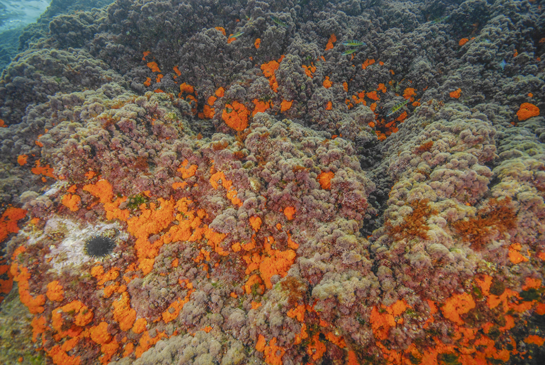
[449,88,462,98]
[222,101,249,131]
[516,102,540,121]
[317,171,334,190]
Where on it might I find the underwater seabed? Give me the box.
[0,0,545,364]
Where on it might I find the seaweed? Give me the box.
[386,199,436,240]
[452,197,517,250]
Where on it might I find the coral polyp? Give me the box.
[84,235,116,258]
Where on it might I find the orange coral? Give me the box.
[302,64,316,78]
[508,243,529,264]
[307,334,326,360]
[284,206,296,220]
[261,60,281,92]
[46,281,64,302]
[31,161,55,178]
[17,154,28,166]
[61,194,81,212]
[162,295,191,323]
[516,102,540,121]
[179,82,194,95]
[377,83,387,93]
[258,238,296,289]
[317,171,334,189]
[249,216,262,231]
[403,87,416,101]
[215,27,226,36]
[280,100,293,112]
[177,159,198,179]
[441,292,475,325]
[113,292,136,331]
[449,88,462,98]
[323,76,332,88]
[255,38,261,49]
[525,335,545,346]
[135,330,166,358]
[287,304,305,322]
[256,335,285,365]
[326,101,332,110]
[252,99,271,116]
[90,322,112,344]
[222,101,249,131]
[325,34,336,51]
[370,306,396,340]
[146,62,161,73]
[361,59,375,70]
[459,38,469,46]
[0,207,27,243]
[31,316,47,342]
[366,91,380,101]
[11,262,45,314]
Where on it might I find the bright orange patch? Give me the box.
[361,59,375,70]
[17,155,28,166]
[325,34,336,51]
[516,103,540,121]
[449,88,462,98]
[46,281,64,302]
[146,62,160,73]
[284,206,296,220]
[222,101,249,131]
[61,194,81,212]
[459,38,469,46]
[441,292,475,325]
[249,216,262,232]
[318,171,334,189]
[280,100,293,112]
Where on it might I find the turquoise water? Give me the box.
[0,0,544,364]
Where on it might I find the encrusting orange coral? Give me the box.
[252,99,271,116]
[261,58,283,92]
[325,34,336,51]
[61,194,81,212]
[516,102,540,121]
[317,171,334,189]
[46,281,64,302]
[449,88,462,98]
[17,154,28,166]
[256,335,286,365]
[113,292,137,331]
[280,100,292,112]
[0,207,27,243]
[441,292,475,325]
[146,62,161,73]
[284,206,296,220]
[222,101,249,131]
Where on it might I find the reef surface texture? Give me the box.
[0,0,545,364]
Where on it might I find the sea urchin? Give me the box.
[84,235,116,258]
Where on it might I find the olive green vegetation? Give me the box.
[0,287,45,364]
